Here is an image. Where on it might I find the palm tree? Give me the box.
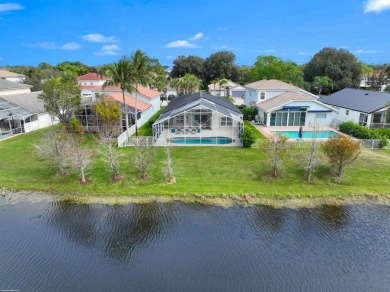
[129,50,153,137]
[313,76,333,95]
[182,73,201,94]
[102,56,133,135]
[218,78,229,96]
[210,79,218,95]
[170,78,182,96]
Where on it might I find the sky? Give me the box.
[0,0,390,68]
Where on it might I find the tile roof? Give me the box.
[0,69,25,78]
[257,92,316,112]
[245,79,302,91]
[108,92,151,112]
[321,88,390,113]
[76,73,110,81]
[0,79,32,90]
[0,91,45,114]
[135,86,161,99]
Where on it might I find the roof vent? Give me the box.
[365,93,369,95]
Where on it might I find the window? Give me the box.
[346,110,349,116]
[175,115,184,124]
[260,92,265,100]
[315,113,327,119]
[220,117,232,127]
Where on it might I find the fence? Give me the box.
[123,136,154,147]
[117,125,136,147]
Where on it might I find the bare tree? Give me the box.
[258,135,290,178]
[131,138,156,179]
[164,142,175,183]
[302,124,322,182]
[35,126,71,176]
[94,96,122,181]
[67,118,94,183]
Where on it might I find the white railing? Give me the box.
[369,123,390,128]
[124,136,154,147]
[117,125,136,147]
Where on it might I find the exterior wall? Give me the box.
[78,80,106,86]
[24,113,57,133]
[245,89,292,106]
[334,107,362,124]
[137,107,154,128]
[0,88,31,96]
[244,89,258,106]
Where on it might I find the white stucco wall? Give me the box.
[334,107,362,124]
[78,80,106,86]
[24,113,57,133]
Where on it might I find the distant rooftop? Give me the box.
[245,79,302,91]
[0,79,32,90]
[0,91,45,114]
[0,69,25,78]
[77,73,110,81]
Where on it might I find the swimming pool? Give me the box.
[272,130,339,139]
[170,137,233,145]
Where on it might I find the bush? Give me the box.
[338,121,387,147]
[375,128,390,139]
[241,107,258,120]
[237,104,246,110]
[241,129,255,147]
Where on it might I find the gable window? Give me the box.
[346,110,349,116]
[260,92,265,100]
[315,113,327,119]
[220,117,232,127]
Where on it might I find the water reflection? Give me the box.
[251,205,287,232]
[48,200,176,263]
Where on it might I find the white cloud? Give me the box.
[61,42,81,50]
[0,3,24,12]
[189,32,204,41]
[36,42,56,49]
[364,0,390,13]
[82,33,118,43]
[353,49,380,54]
[297,51,313,56]
[166,55,175,59]
[165,40,199,48]
[94,44,121,56]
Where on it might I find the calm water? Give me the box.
[272,130,338,139]
[1,198,390,291]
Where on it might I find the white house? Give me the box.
[208,81,246,98]
[0,69,25,83]
[77,73,111,100]
[244,79,336,127]
[321,88,390,128]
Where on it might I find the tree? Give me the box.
[304,48,361,91]
[38,77,81,125]
[367,71,389,91]
[258,135,290,177]
[94,96,122,181]
[321,135,361,177]
[181,73,201,94]
[218,78,229,96]
[35,126,71,176]
[164,142,175,183]
[204,51,238,84]
[152,73,170,93]
[103,56,133,134]
[56,61,89,76]
[170,78,182,96]
[129,50,154,137]
[248,56,304,88]
[302,124,322,182]
[131,138,156,179]
[312,76,333,95]
[170,55,205,79]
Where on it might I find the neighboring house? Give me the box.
[208,81,246,97]
[77,73,111,100]
[0,91,55,139]
[244,79,336,127]
[152,92,243,146]
[360,70,390,91]
[0,79,32,96]
[0,69,25,83]
[321,88,390,128]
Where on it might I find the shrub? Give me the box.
[338,121,387,147]
[241,107,258,120]
[241,129,255,147]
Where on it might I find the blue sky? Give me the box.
[0,0,390,67]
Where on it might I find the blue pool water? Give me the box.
[171,137,233,144]
[272,130,339,139]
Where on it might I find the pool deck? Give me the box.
[154,128,243,146]
[252,124,342,139]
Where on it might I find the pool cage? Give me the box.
[152,98,243,146]
[0,100,37,140]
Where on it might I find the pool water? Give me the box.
[272,130,338,139]
[171,137,233,144]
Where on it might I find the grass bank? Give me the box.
[0,129,389,198]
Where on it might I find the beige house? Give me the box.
[0,69,25,83]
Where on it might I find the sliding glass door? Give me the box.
[270,110,306,126]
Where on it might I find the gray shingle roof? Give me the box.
[0,78,32,90]
[0,91,46,114]
[321,88,390,113]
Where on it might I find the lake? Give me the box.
[1,196,390,291]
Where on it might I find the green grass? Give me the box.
[1,129,390,198]
[244,121,266,139]
[133,108,164,136]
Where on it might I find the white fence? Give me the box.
[123,136,154,147]
[117,125,136,147]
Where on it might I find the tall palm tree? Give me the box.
[210,79,218,95]
[103,56,133,136]
[218,78,229,96]
[170,78,182,96]
[182,73,201,94]
[130,50,153,137]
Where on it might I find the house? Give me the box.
[77,73,111,100]
[0,91,55,139]
[152,92,243,146]
[321,88,390,128]
[0,69,25,83]
[208,81,246,98]
[244,79,336,127]
[0,79,32,96]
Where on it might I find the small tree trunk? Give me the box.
[80,168,86,183]
[337,165,343,177]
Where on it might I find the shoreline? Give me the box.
[2,188,390,208]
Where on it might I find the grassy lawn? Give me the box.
[1,129,390,198]
[244,121,266,140]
